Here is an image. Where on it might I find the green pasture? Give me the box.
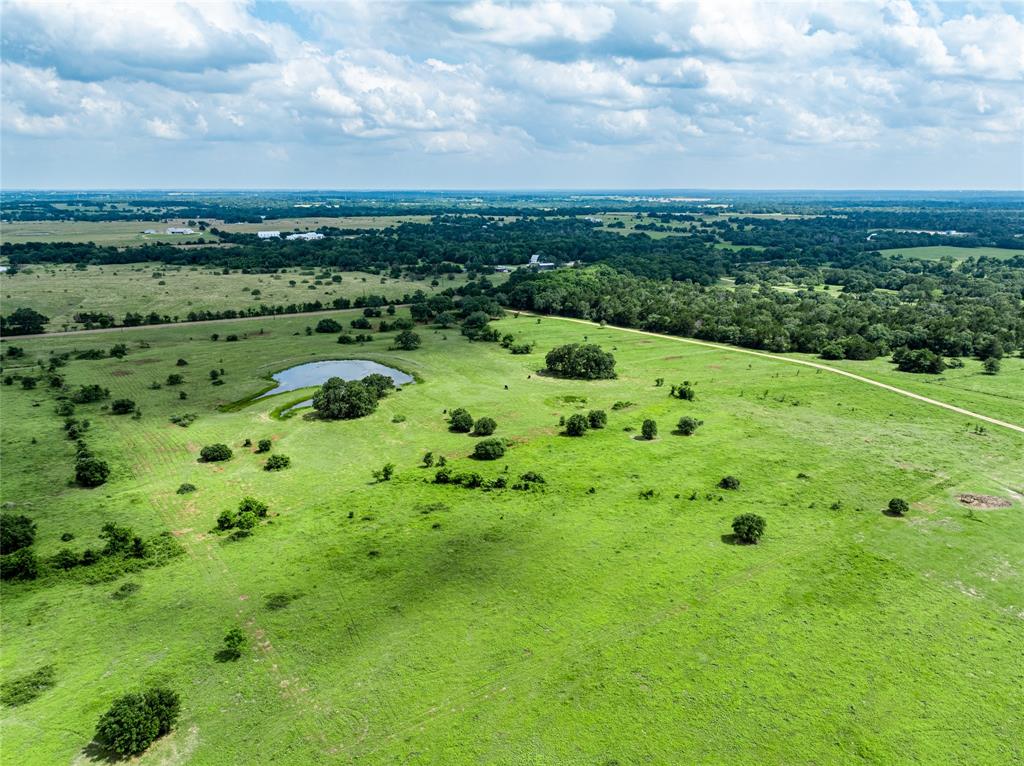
[879,246,1022,261]
[0,220,219,247]
[1,311,1022,765]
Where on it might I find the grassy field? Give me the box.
[879,246,1023,261]
[1,264,493,331]
[215,215,432,234]
[1,311,1022,765]
[0,220,220,247]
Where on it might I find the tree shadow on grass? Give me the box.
[721,533,756,546]
[213,649,240,663]
[79,740,123,764]
[881,508,906,518]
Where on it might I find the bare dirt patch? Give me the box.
[111,369,132,377]
[958,493,1012,509]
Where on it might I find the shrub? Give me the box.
[109,343,129,358]
[731,514,766,544]
[53,548,80,570]
[256,438,272,453]
[176,483,196,495]
[54,401,76,417]
[0,548,39,581]
[350,317,372,330]
[983,357,1001,375]
[587,409,607,429]
[235,511,257,530]
[20,376,37,389]
[669,382,695,401]
[718,475,741,490]
[223,627,246,659]
[70,384,110,403]
[1,513,37,554]
[472,439,506,460]
[312,377,380,420]
[641,419,658,440]
[1,664,56,707]
[565,414,589,436]
[199,444,233,462]
[422,451,434,467]
[315,318,343,333]
[372,462,395,482]
[76,457,111,487]
[472,417,497,436]
[544,343,616,379]
[392,330,421,350]
[110,399,136,415]
[888,498,910,516]
[448,408,474,433]
[264,454,291,471]
[176,358,189,366]
[239,497,269,518]
[676,416,703,436]
[94,687,180,757]
[166,373,184,385]
[892,346,945,374]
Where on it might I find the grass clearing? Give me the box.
[2,311,1022,764]
[0,220,220,246]
[879,245,1023,261]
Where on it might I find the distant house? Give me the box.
[494,265,513,273]
[165,227,194,235]
[285,232,325,241]
[528,253,556,269]
[257,231,281,239]
[143,229,158,234]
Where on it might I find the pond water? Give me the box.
[258,359,414,410]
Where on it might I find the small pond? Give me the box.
[258,359,414,410]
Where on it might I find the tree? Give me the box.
[94,687,180,757]
[223,627,246,659]
[315,318,342,333]
[641,419,658,440]
[892,346,945,374]
[256,438,272,453]
[392,330,421,350]
[20,376,37,390]
[676,416,703,436]
[235,511,257,529]
[111,399,136,415]
[448,408,474,433]
[983,357,1001,375]
[100,522,135,556]
[0,548,39,581]
[166,374,184,385]
[544,344,616,379]
[472,417,497,436]
[731,514,766,544]
[0,307,49,335]
[312,377,379,420]
[361,373,395,399]
[472,438,506,460]
[264,454,291,471]
[718,475,741,490]
[1,514,36,554]
[239,497,269,517]
[587,410,607,429]
[669,382,695,400]
[888,498,909,516]
[216,510,235,531]
[564,413,589,436]
[71,384,110,403]
[372,462,395,482]
[199,444,233,462]
[76,457,111,487]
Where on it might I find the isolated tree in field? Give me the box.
[472,438,506,460]
[641,419,658,440]
[1,514,36,554]
[76,457,111,487]
[166,373,184,385]
[676,416,703,436]
[669,382,695,400]
[544,344,616,380]
[20,376,37,389]
[372,462,395,482]
[315,318,342,333]
[718,475,740,490]
[264,454,291,471]
[111,399,136,415]
[223,627,246,659]
[731,514,766,544]
[448,408,474,433]
[564,413,589,436]
[983,357,1001,375]
[422,451,434,467]
[392,329,421,350]
[176,358,189,366]
[0,307,49,335]
[199,444,233,462]
[887,498,910,516]
[312,377,379,420]
[94,687,180,757]
[256,439,272,453]
[472,417,497,436]
[587,409,607,429]
[109,343,129,359]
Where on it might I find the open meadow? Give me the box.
[878,246,1022,261]
[2,309,1021,765]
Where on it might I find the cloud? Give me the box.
[452,1,616,45]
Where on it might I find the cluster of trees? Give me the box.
[95,686,180,756]
[447,408,499,436]
[544,344,617,380]
[312,373,395,420]
[217,497,269,533]
[564,409,607,436]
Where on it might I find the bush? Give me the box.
[676,416,703,435]
[55,401,76,417]
[472,417,497,436]
[315,318,343,333]
[544,343,616,379]
[199,444,233,462]
[312,377,380,420]
[166,373,184,385]
[669,382,695,401]
[641,419,658,440]
[239,497,269,518]
[0,548,39,581]
[236,511,257,530]
[892,346,945,374]
[587,410,607,429]
[223,627,246,659]
[361,373,395,399]
[448,408,474,433]
[176,483,196,495]
[176,358,189,366]
[264,454,291,471]
[983,357,1001,375]
[888,498,910,516]
[731,514,766,544]
[372,463,395,482]
[94,687,180,757]
[392,330,421,350]
[111,399,136,415]
[71,384,110,403]
[256,438,272,453]
[564,413,589,436]
[472,439,506,460]
[1,513,36,554]
[76,457,111,487]
[718,475,741,490]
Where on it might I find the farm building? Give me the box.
[257,231,281,239]
[165,227,194,235]
[285,232,325,241]
[528,253,556,269]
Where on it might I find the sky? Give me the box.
[1,0,1022,190]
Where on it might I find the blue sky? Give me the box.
[1,0,1021,189]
